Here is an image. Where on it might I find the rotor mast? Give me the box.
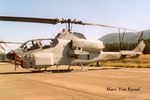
[67,19,71,32]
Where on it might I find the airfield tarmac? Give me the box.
[0,63,150,100]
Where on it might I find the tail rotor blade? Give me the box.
[139,31,144,40]
[137,31,144,45]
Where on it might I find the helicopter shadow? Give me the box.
[0,69,73,75]
[88,67,122,71]
[0,67,122,75]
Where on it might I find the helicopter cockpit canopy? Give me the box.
[20,38,59,51]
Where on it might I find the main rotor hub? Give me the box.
[60,19,83,32]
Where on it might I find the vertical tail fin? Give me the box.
[133,40,145,52]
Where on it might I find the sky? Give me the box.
[0,0,150,49]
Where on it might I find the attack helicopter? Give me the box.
[0,16,144,71]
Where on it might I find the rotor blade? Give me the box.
[0,16,136,31]
[0,43,6,51]
[0,40,7,51]
[81,22,136,31]
[0,41,22,44]
[0,16,59,24]
[60,19,136,31]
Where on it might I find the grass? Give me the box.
[90,55,150,68]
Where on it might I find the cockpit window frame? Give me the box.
[20,38,59,51]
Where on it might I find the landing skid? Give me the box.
[31,67,47,72]
[79,64,88,72]
[68,64,88,72]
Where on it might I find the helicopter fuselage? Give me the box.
[11,38,104,69]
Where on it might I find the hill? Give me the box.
[99,29,150,43]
